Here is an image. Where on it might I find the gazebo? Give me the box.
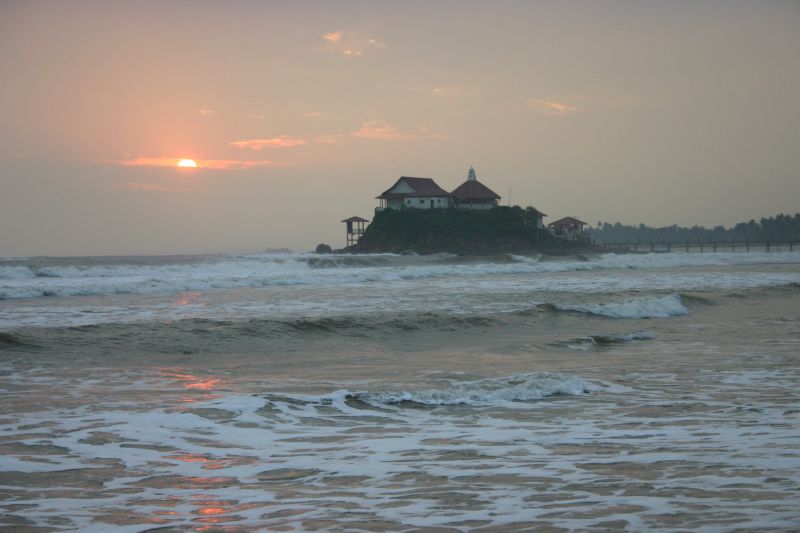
[549,216,588,240]
[341,216,369,247]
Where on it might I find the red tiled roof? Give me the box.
[526,206,547,217]
[451,179,501,201]
[377,177,453,199]
[549,216,587,227]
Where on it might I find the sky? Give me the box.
[1,0,799,256]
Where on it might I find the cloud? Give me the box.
[229,136,307,150]
[350,121,446,141]
[114,157,289,170]
[429,86,461,97]
[200,159,291,170]
[314,134,344,145]
[250,113,267,120]
[304,111,323,119]
[116,157,187,167]
[321,31,384,57]
[527,99,579,115]
[122,182,195,193]
[199,108,214,115]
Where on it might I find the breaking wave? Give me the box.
[0,313,502,352]
[263,373,594,408]
[3,251,800,300]
[351,374,591,406]
[542,293,689,319]
[554,330,656,349]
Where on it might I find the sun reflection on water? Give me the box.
[157,368,226,403]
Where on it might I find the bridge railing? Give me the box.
[597,240,796,253]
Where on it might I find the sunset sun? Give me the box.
[177,159,197,168]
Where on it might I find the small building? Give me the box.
[525,206,548,231]
[549,216,588,240]
[376,176,454,211]
[341,216,369,247]
[451,167,501,209]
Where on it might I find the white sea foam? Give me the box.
[2,365,800,532]
[555,293,689,318]
[1,251,799,300]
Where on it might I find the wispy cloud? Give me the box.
[314,134,344,145]
[405,84,476,98]
[229,136,307,150]
[527,99,579,115]
[321,31,384,57]
[199,108,214,115]
[304,111,323,119]
[122,182,195,193]
[200,159,291,170]
[350,121,446,141]
[428,86,462,97]
[114,157,289,170]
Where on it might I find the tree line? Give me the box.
[588,213,800,243]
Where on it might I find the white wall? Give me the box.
[403,197,452,209]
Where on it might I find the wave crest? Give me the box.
[543,293,688,319]
[3,251,800,300]
[349,373,593,406]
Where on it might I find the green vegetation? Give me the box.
[590,213,800,243]
[350,206,593,255]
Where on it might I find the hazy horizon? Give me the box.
[2,0,799,256]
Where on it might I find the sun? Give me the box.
[177,159,198,168]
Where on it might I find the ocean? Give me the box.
[1,251,799,531]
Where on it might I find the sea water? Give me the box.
[1,251,799,531]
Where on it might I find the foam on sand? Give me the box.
[2,364,800,531]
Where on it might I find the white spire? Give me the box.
[467,166,477,181]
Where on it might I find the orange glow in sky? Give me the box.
[3,2,800,257]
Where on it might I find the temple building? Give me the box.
[376,168,504,212]
[376,177,454,211]
[450,167,501,209]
